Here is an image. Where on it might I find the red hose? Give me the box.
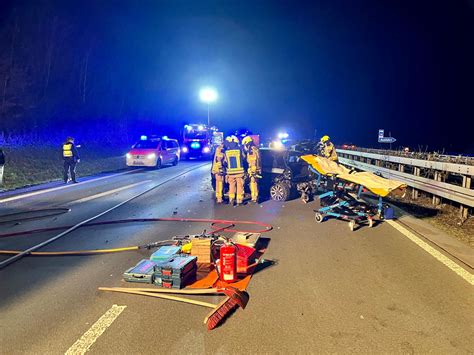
[0,217,273,239]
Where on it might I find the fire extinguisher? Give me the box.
[219,241,237,282]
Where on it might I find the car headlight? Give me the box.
[126,153,132,158]
[182,147,188,153]
[147,153,156,159]
[202,146,211,153]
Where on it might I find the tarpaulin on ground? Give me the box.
[301,155,407,198]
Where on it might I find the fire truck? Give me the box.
[180,124,223,159]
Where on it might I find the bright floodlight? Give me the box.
[199,87,218,103]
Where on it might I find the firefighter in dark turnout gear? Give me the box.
[62,136,80,183]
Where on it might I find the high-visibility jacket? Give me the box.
[211,145,225,174]
[224,148,244,175]
[245,145,261,174]
[63,143,74,158]
[322,142,338,161]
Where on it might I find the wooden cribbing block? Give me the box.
[191,237,212,263]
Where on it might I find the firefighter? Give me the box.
[320,135,338,162]
[62,136,80,183]
[242,136,261,203]
[211,142,226,203]
[223,135,245,206]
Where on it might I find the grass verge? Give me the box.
[1,145,129,190]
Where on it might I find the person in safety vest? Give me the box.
[223,135,245,206]
[242,136,261,203]
[211,142,226,204]
[62,136,80,183]
[320,135,338,162]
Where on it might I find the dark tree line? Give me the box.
[0,2,144,142]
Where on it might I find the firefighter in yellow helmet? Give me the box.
[320,135,338,162]
[211,142,226,203]
[223,135,245,206]
[242,136,261,203]
[62,136,80,183]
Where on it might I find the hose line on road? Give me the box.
[0,218,272,256]
[0,163,211,270]
[0,239,176,256]
[0,217,272,239]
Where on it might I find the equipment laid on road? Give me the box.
[236,244,257,274]
[150,245,181,263]
[123,259,157,284]
[190,236,212,263]
[301,155,406,231]
[153,255,198,289]
[99,285,249,330]
[0,207,273,330]
[219,241,237,282]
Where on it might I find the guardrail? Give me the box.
[336,148,473,220]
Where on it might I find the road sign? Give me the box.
[379,137,396,144]
[378,129,384,139]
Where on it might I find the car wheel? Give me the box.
[155,158,162,169]
[172,156,179,166]
[270,182,290,201]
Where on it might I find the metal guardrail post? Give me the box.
[432,171,443,206]
[412,167,420,200]
[461,176,471,220]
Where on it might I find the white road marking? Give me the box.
[0,169,143,204]
[65,304,126,355]
[68,180,151,205]
[386,219,474,286]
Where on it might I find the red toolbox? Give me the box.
[236,244,256,274]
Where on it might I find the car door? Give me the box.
[168,140,178,159]
[160,141,171,163]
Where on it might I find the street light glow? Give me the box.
[199,87,218,103]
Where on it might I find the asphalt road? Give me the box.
[0,161,473,354]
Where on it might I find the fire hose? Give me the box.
[0,217,272,256]
[0,163,273,270]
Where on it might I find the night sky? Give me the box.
[1,0,473,153]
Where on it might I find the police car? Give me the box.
[126,135,180,168]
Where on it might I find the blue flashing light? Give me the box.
[190,142,201,149]
[140,135,148,141]
[198,125,205,131]
[162,136,168,140]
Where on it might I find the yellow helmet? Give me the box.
[225,135,239,143]
[321,135,330,143]
[242,136,253,145]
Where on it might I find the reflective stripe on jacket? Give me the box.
[63,143,73,158]
[224,149,244,175]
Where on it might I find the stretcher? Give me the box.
[301,155,406,231]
